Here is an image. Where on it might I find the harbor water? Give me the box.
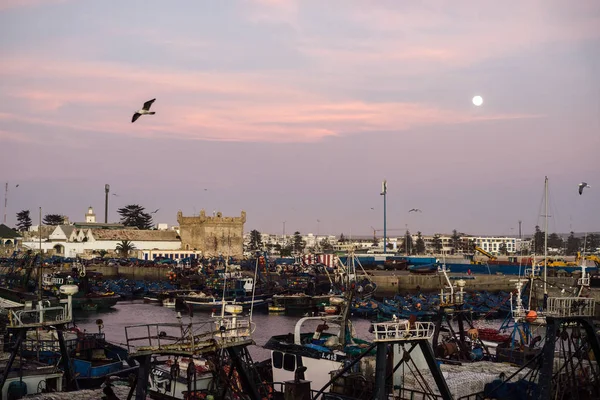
[73,301,375,362]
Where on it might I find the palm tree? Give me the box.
[116,240,136,258]
[97,250,108,259]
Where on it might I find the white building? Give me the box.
[419,234,454,254]
[22,226,182,258]
[21,207,183,258]
[472,236,520,255]
[138,249,202,262]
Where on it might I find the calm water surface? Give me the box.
[73,301,374,361]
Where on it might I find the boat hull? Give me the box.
[185,298,269,311]
[73,360,139,389]
[72,294,120,310]
[148,362,212,400]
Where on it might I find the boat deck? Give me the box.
[125,316,255,357]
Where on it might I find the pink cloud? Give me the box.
[0,128,41,144]
[295,2,600,72]
[0,56,543,144]
[245,0,299,25]
[0,0,67,11]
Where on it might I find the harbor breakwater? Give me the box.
[82,265,600,316]
[88,265,597,298]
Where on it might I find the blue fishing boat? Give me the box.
[20,323,137,389]
[70,322,138,388]
[407,263,438,274]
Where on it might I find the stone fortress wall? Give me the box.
[177,210,246,258]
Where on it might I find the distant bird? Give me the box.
[408,208,422,213]
[112,193,119,197]
[15,184,19,188]
[132,98,156,123]
[578,182,590,195]
[151,209,160,214]
[370,207,375,210]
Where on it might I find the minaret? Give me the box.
[85,206,96,223]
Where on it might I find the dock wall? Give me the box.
[370,273,600,317]
[88,265,172,281]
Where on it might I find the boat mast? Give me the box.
[543,176,548,296]
[38,206,43,301]
[249,251,261,324]
[3,182,7,224]
[220,257,228,318]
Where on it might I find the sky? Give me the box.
[1,0,599,237]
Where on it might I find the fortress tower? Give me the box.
[177,210,246,258]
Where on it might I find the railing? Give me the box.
[213,316,251,339]
[125,316,253,355]
[372,321,434,342]
[7,299,73,328]
[524,266,539,277]
[577,277,590,287]
[22,337,78,354]
[0,298,22,309]
[546,297,596,317]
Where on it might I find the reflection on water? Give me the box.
[73,300,374,361]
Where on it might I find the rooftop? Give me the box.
[73,222,125,229]
[0,224,21,239]
[90,229,180,241]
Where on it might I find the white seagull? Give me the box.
[132,98,156,123]
[578,182,590,195]
[408,208,422,213]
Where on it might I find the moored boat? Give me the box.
[268,304,286,313]
[162,297,176,308]
[148,357,213,399]
[0,359,64,399]
[408,263,438,274]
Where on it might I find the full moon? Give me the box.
[472,95,483,106]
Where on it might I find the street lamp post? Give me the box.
[381,180,387,254]
[104,184,110,223]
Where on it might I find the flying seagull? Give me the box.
[151,209,160,214]
[132,98,156,123]
[15,184,19,188]
[112,193,119,197]
[408,208,422,213]
[578,182,590,195]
